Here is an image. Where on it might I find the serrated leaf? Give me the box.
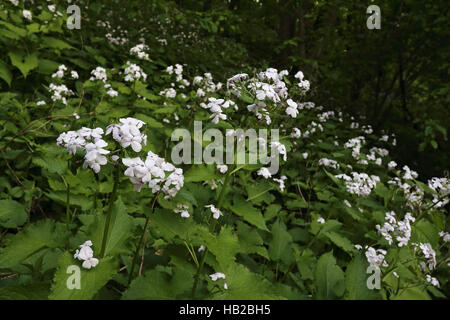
[0,60,12,86]
[8,51,38,78]
[0,199,28,228]
[345,253,380,300]
[314,251,345,299]
[229,194,268,231]
[49,252,117,300]
[0,220,64,269]
[268,219,293,264]
[122,266,193,299]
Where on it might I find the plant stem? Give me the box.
[66,183,70,231]
[128,193,159,285]
[191,170,233,298]
[99,163,120,258]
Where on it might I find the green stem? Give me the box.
[128,193,159,285]
[99,163,120,258]
[66,183,70,231]
[191,170,233,298]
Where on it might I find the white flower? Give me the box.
[302,152,308,159]
[198,245,205,252]
[344,200,352,208]
[439,231,450,243]
[83,139,110,173]
[124,61,147,82]
[74,240,99,269]
[174,204,190,218]
[426,275,440,287]
[217,164,228,174]
[71,71,79,79]
[205,204,223,219]
[23,10,32,21]
[89,67,108,82]
[130,44,150,60]
[270,142,287,161]
[419,243,436,271]
[365,247,388,267]
[106,118,147,152]
[318,158,340,169]
[257,167,272,179]
[317,217,325,224]
[291,128,301,138]
[107,88,118,97]
[388,161,397,170]
[294,71,304,80]
[37,100,46,106]
[273,175,287,192]
[82,257,99,269]
[209,272,226,281]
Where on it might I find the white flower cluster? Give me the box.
[418,243,437,271]
[174,204,190,218]
[365,247,388,267]
[318,158,340,169]
[428,177,450,208]
[159,88,177,98]
[426,274,440,288]
[291,128,301,138]
[205,204,223,219]
[294,71,310,94]
[193,72,222,94]
[402,165,418,180]
[130,44,150,60]
[48,83,73,105]
[439,231,450,243]
[74,240,99,269]
[124,62,147,82]
[335,172,380,197]
[122,151,183,197]
[376,211,415,247]
[57,127,110,173]
[52,64,67,79]
[201,97,235,124]
[104,84,118,98]
[106,117,147,152]
[89,67,108,82]
[344,136,365,160]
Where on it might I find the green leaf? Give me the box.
[0,220,64,269]
[323,231,357,255]
[237,221,268,259]
[0,199,28,228]
[0,283,50,300]
[81,197,134,256]
[199,225,240,270]
[184,164,220,183]
[229,194,268,231]
[8,51,39,78]
[268,219,293,264]
[314,251,345,299]
[41,37,74,50]
[49,252,118,300]
[214,264,284,299]
[0,60,12,86]
[122,266,193,299]
[345,253,380,300]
